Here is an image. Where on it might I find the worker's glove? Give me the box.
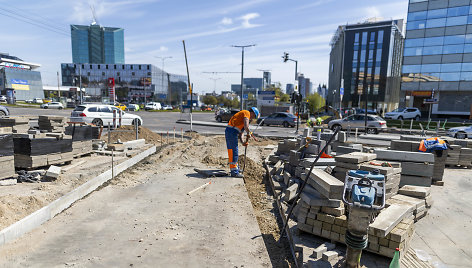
[243,142,249,147]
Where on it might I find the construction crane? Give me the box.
[90,5,98,25]
[202,71,240,92]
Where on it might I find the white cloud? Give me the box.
[365,6,382,19]
[238,13,260,28]
[159,46,168,52]
[221,17,233,25]
[293,0,333,11]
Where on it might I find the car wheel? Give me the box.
[415,115,420,121]
[283,121,289,128]
[58,107,63,110]
[92,118,103,127]
[398,116,403,120]
[331,124,341,131]
[367,128,378,134]
[0,111,5,117]
[216,116,222,122]
[455,132,467,139]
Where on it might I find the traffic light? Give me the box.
[290,92,295,103]
[283,52,289,62]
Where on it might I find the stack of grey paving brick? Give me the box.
[38,115,68,133]
[65,125,98,157]
[397,185,433,222]
[13,134,73,169]
[331,152,377,182]
[445,144,460,166]
[335,143,363,155]
[294,167,416,258]
[374,149,435,187]
[0,117,30,133]
[0,127,15,180]
[459,148,472,167]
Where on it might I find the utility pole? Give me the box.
[232,44,256,110]
[79,65,83,104]
[283,52,300,133]
[155,56,172,104]
[56,71,61,101]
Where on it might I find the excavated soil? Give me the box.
[103,125,162,145]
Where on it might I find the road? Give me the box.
[6,106,391,145]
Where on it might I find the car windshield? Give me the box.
[370,115,383,121]
[73,106,86,112]
[391,108,405,113]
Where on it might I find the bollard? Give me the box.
[135,119,139,140]
[410,119,413,133]
[167,131,169,144]
[400,119,404,130]
[111,149,114,180]
[119,110,123,127]
[173,127,176,143]
[113,109,117,129]
[181,128,183,142]
[108,122,111,144]
[355,128,358,142]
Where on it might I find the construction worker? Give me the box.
[225,107,260,177]
[315,116,323,140]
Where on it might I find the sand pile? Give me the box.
[103,126,162,145]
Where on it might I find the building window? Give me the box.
[90,65,92,69]
[98,65,101,70]
[139,65,142,70]
[378,30,384,44]
[446,16,467,27]
[407,20,426,30]
[448,6,469,17]
[362,32,368,45]
[424,36,444,46]
[122,65,125,70]
[147,72,151,75]
[82,64,84,69]
[147,65,150,70]
[407,11,427,21]
[117,72,120,76]
[428,8,447,19]
[426,18,446,28]
[106,65,109,70]
[102,72,105,76]
[132,72,135,76]
[87,72,90,76]
[114,65,116,69]
[131,65,134,70]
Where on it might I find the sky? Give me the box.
[0,0,408,94]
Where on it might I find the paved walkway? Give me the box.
[0,168,271,267]
[410,168,472,268]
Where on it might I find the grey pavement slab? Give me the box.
[0,168,270,267]
[410,168,472,268]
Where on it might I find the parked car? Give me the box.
[0,95,7,102]
[162,105,173,110]
[328,114,387,134]
[384,107,421,120]
[257,112,298,128]
[32,98,43,104]
[115,103,127,111]
[70,104,143,127]
[127,104,140,111]
[447,125,472,139]
[0,105,9,117]
[215,109,239,122]
[355,108,377,115]
[40,102,64,109]
[145,102,162,111]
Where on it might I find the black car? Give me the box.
[0,105,9,117]
[215,109,240,122]
[257,112,297,128]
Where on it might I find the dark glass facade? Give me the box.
[61,63,187,104]
[328,20,404,112]
[401,0,472,117]
[71,24,125,64]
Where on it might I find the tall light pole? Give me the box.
[209,77,221,92]
[155,56,172,104]
[232,44,255,110]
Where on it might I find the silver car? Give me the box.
[447,125,472,139]
[328,114,387,134]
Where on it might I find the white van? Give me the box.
[145,102,161,110]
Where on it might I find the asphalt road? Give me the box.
[6,106,391,145]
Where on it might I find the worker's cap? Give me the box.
[250,107,260,119]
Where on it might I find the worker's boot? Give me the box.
[231,172,244,178]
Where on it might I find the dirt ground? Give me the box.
[103,125,162,145]
[0,154,129,230]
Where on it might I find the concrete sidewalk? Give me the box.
[0,167,271,267]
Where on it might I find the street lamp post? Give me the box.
[155,56,172,104]
[232,44,256,110]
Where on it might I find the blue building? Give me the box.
[71,24,125,64]
[286,83,294,95]
[401,0,472,117]
[0,53,43,101]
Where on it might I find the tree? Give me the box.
[231,98,240,109]
[202,95,217,106]
[307,93,326,115]
[279,93,290,103]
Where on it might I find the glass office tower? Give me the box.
[328,19,404,113]
[401,0,472,118]
[71,24,125,64]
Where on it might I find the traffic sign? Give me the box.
[340,87,344,96]
[423,98,438,104]
[243,94,248,100]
